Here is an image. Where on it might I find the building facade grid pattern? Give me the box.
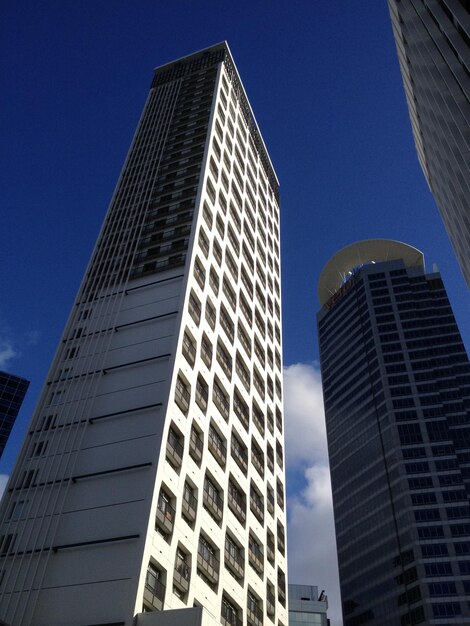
[388,0,470,286]
[0,372,29,458]
[0,43,287,626]
[318,248,470,626]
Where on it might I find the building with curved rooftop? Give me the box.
[317,239,470,625]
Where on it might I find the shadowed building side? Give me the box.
[388,0,470,287]
[317,239,470,625]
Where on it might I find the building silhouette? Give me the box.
[317,240,470,625]
[0,371,29,458]
[0,43,287,626]
[388,1,470,287]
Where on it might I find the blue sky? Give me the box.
[1,2,469,624]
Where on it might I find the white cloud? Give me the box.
[0,316,40,370]
[288,465,342,626]
[284,362,343,626]
[0,341,16,369]
[283,362,328,469]
[0,318,18,369]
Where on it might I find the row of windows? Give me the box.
[210,136,277,229]
[156,474,284,552]
[208,112,279,236]
[318,285,366,343]
[197,216,280,325]
[397,419,469,445]
[178,375,281,477]
[218,70,279,222]
[191,256,281,371]
[144,556,285,621]
[171,312,286,571]
[165,418,284,500]
[201,177,281,305]
[206,144,279,245]
[126,74,214,283]
[184,291,283,420]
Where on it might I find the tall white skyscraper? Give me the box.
[0,43,287,626]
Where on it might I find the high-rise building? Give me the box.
[388,1,470,287]
[0,42,287,626]
[0,371,29,458]
[317,240,470,626]
[288,584,328,626]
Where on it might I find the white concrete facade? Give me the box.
[0,43,287,626]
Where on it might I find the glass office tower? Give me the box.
[388,1,470,287]
[0,43,288,626]
[317,240,470,625]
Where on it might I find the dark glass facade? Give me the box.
[318,253,470,625]
[0,371,29,458]
[388,0,470,287]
